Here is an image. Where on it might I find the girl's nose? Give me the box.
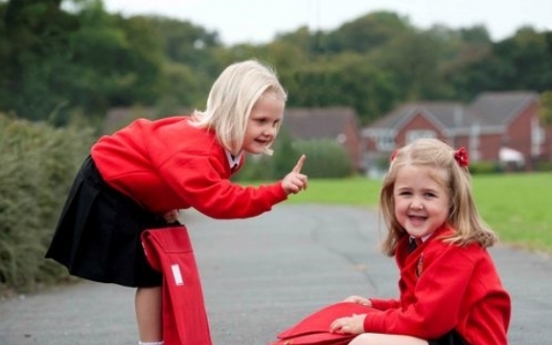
[410,200,424,210]
[264,126,276,136]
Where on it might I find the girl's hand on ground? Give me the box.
[329,314,366,335]
[343,295,372,306]
[163,209,180,224]
[282,155,308,195]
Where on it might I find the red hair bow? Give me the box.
[390,150,398,162]
[454,147,469,167]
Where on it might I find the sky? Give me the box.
[101,0,552,45]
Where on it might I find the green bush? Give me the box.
[536,160,552,172]
[292,140,354,178]
[232,154,274,181]
[233,129,303,182]
[469,161,502,175]
[0,114,95,293]
[234,137,354,181]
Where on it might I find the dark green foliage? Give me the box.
[234,138,354,181]
[468,161,502,175]
[284,54,398,124]
[491,28,552,92]
[540,91,552,126]
[0,114,94,292]
[321,11,412,55]
[1,2,551,126]
[231,155,273,182]
[0,0,79,123]
[292,140,354,178]
[536,161,552,172]
[271,129,301,177]
[233,128,302,181]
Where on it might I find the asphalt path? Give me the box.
[1,205,551,345]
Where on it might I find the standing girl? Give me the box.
[45,59,308,345]
[329,138,511,345]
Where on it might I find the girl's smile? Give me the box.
[393,165,450,239]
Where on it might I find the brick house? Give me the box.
[283,107,363,172]
[362,91,545,171]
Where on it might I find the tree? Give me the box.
[438,26,496,101]
[284,53,398,123]
[323,11,411,55]
[491,28,552,92]
[373,31,444,101]
[147,16,219,63]
[155,61,203,115]
[0,0,79,121]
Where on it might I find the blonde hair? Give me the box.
[190,59,287,154]
[379,138,497,256]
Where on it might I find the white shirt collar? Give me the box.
[410,233,432,243]
[225,150,243,169]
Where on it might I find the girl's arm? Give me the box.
[160,153,305,219]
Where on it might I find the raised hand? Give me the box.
[282,154,308,195]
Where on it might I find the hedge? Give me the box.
[0,114,95,293]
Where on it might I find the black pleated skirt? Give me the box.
[45,156,170,287]
[428,330,468,345]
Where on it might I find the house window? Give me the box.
[376,133,395,151]
[405,130,436,144]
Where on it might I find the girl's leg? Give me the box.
[349,333,428,345]
[135,287,163,342]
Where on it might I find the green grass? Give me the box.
[286,177,381,206]
[278,173,552,254]
[471,173,552,253]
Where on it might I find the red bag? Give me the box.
[141,226,212,345]
[268,302,377,345]
[269,332,354,345]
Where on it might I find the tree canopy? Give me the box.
[0,0,550,126]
